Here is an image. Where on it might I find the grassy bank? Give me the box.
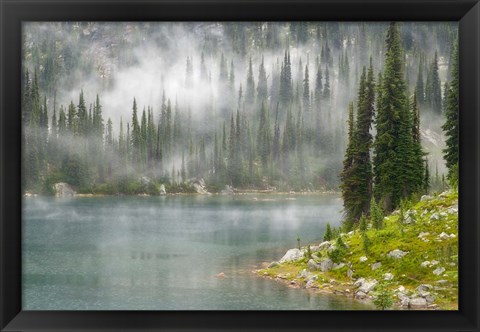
[256,190,458,310]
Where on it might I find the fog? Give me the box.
[22,22,457,190]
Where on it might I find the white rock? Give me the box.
[307,259,321,271]
[354,278,366,288]
[319,258,334,272]
[449,233,456,238]
[430,260,439,266]
[359,256,368,263]
[409,297,427,309]
[397,285,406,293]
[418,232,430,238]
[384,273,394,281]
[347,269,354,278]
[333,262,345,270]
[387,249,408,259]
[430,213,440,221]
[279,248,304,263]
[438,232,450,240]
[318,241,331,251]
[358,279,378,293]
[159,184,167,195]
[421,195,433,201]
[433,267,446,275]
[421,261,431,268]
[355,291,368,300]
[297,269,309,278]
[371,262,382,270]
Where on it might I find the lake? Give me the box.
[22,194,372,310]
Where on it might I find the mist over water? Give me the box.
[23,194,373,310]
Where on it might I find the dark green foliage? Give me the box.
[362,231,371,254]
[442,39,459,184]
[359,214,368,232]
[373,23,425,212]
[323,223,332,241]
[373,282,394,310]
[370,198,384,230]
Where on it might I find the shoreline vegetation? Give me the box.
[255,190,458,310]
[23,180,341,198]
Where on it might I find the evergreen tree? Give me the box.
[415,58,425,106]
[442,39,459,183]
[424,157,430,194]
[245,57,255,106]
[373,22,420,212]
[257,55,268,102]
[303,64,310,112]
[323,222,332,241]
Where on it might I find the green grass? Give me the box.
[258,190,458,310]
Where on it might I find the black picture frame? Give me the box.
[1,0,479,331]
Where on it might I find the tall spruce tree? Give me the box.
[442,39,459,183]
[373,22,421,212]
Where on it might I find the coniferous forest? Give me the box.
[23,22,458,225]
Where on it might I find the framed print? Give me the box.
[1,0,479,331]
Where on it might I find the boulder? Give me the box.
[307,259,321,271]
[319,258,334,272]
[371,262,382,270]
[53,182,76,197]
[347,269,354,279]
[421,261,431,268]
[279,248,304,263]
[416,284,433,297]
[159,184,167,196]
[358,279,378,294]
[333,262,345,270]
[318,241,332,251]
[409,297,427,309]
[384,273,394,281]
[425,294,436,304]
[267,261,280,268]
[305,279,318,289]
[433,267,445,275]
[418,232,430,239]
[420,195,433,202]
[221,185,235,195]
[355,291,369,300]
[438,232,450,240]
[354,278,366,288]
[191,178,210,195]
[387,249,408,259]
[297,269,309,278]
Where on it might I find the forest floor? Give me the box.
[255,190,459,310]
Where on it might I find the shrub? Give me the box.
[373,282,394,310]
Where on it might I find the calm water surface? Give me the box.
[23,194,372,310]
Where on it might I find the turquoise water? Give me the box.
[22,194,372,310]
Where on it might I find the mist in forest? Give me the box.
[22,22,458,194]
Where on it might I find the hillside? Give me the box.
[257,190,458,310]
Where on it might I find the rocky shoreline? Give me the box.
[255,190,458,310]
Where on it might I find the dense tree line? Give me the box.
[22,22,457,196]
[340,23,458,228]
